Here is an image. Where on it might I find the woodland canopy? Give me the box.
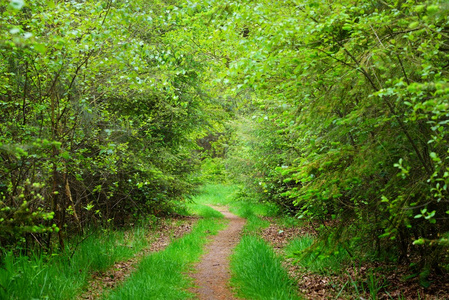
[1,0,449,281]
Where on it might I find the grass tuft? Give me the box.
[230,235,302,300]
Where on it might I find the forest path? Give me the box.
[191,205,245,300]
[78,218,196,300]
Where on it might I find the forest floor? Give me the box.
[259,217,449,300]
[77,203,449,299]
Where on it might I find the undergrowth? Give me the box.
[284,229,396,298]
[285,235,350,275]
[0,226,151,299]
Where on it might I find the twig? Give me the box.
[30,233,44,248]
[69,233,94,260]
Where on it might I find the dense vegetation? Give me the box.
[0,0,219,252]
[217,0,449,278]
[2,0,449,289]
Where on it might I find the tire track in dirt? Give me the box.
[191,205,245,300]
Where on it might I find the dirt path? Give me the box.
[191,206,246,300]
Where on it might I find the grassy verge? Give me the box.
[230,235,302,300]
[0,225,152,299]
[105,204,225,299]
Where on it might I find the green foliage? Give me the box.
[0,0,213,251]
[0,185,57,243]
[2,0,449,283]
[230,235,302,300]
[197,157,227,183]
[192,0,449,275]
[285,236,350,275]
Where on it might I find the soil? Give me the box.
[191,205,246,300]
[78,216,197,300]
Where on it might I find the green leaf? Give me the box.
[413,238,425,245]
[10,0,25,9]
[408,21,419,29]
[60,151,70,160]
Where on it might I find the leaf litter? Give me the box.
[259,217,449,300]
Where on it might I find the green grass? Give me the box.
[231,201,277,218]
[190,184,239,206]
[105,207,225,299]
[188,202,224,219]
[0,226,151,299]
[191,184,278,213]
[188,184,275,233]
[230,235,302,300]
[285,235,350,275]
[232,200,282,235]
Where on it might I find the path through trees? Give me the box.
[191,206,245,300]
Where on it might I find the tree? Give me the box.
[185,0,449,276]
[0,0,210,252]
